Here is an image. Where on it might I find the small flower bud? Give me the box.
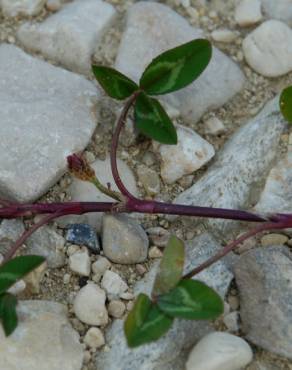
[67,153,95,181]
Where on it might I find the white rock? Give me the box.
[17,0,116,74]
[243,20,292,77]
[26,225,65,268]
[58,157,138,231]
[46,0,61,12]
[186,332,253,370]
[235,0,262,27]
[84,327,105,349]
[211,29,238,43]
[262,0,292,26]
[158,124,215,184]
[173,96,286,234]
[24,261,47,294]
[7,280,26,295]
[223,311,240,332]
[0,301,83,370]
[255,151,292,213]
[69,248,91,276]
[102,214,149,264]
[92,256,111,276]
[74,283,108,326]
[0,44,98,203]
[101,270,128,300]
[108,300,126,318]
[115,2,245,124]
[1,0,46,17]
[204,116,226,135]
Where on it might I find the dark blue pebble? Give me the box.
[65,224,100,253]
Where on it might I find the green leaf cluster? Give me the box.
[0,255,45,336]
[124,236,223,348]
[92,39,212,145]
[280,86,292,123]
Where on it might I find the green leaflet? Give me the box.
[140,39,212,95]
[0,293,18,336]
[124,293,173,348]
[157,279,223,320]
[152,235,185,297]
[134,92,177,144]
[92,65,139,100]
[280,86,292,123]
[0,255,45,295]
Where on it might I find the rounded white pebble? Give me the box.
[69,248,91,276]
[211,29,237,43]
[235,0,262,27]
[46,0,61,11]
[101,270,128,300]
[74,283,108,326]
[84,327,105,349]
[108,300,126,318]
[186,332,253,370]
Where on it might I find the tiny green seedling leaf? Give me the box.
[134,92,177,144]
[92,65,139,100]
[280,86,292,123]
[0,293,18,336]
[0,255,45,295]
[157,279,223,320]
[140,39,212,95]
[152,235,185,297]
[124,293,173,348]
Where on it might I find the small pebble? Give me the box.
[63,273,71,284]
[108,300,126,318]
[92,256,111,276]
[228,295,240,311]
[136,264,147,275]
[204,116,226,135]
[235,0,262,27]
[84,327,105,349]
[69,248,91,277]
[261,233,288,247]
[211,29,237,43]
[8,280,26,295]
[146,227,170,247]
[66,224,100,253]
[223,311,240,332]
[46,0,61,11]
[101,270,128,300]
[148,246,163,259]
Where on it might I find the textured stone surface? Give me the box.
[243,20,292,77]
[101,270,128,300]
[1,0,46,17]
[115,2,245,124]
[25,226,65,268]
[234,246,292,359]
[255,151,292,213]
[186,332,253,370]
[0,219,25,255]
[0,301,83,370]
[0,44,98,203]
[96,233,233,370]
[66,224,100,253]
[102,214,149,264]
[69,248,91,276]
[173,96,286,234]
[262,0,292,26]
[17,0,116,74]
[58,157,138,231]
[158,125,215,184]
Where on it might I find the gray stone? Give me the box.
[96,233,233,370]
[25,225,65,268]
[0,300,83,370]
[173,96,286,234]
[58,157,138,231]
[158,125,215,184]
[0,219,25,255]
[66,223,100,253]
[186,332,253,370]
[243,20,292,77]
[17,0,116,75]
[115,2,245,124]
[255,151,292,213]
[0,44,98,203]
[1,0,46,17]
[262,0,292,26]
[102,214,149,264]
[234,246,292,359]
[69,248,91,276]
[136,165,160,195]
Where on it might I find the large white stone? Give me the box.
[186,332,253,370]
[0,301,83,370]
[58,156,138,231]
[115,2,245,124]
[17,0,116,74]
[243,20,292,77]
[262,0,292,26]
[1,0,46,17]
[173,96,286,234]
[158,124,215,184]
[0,44,98,203]
[234,0,262,27]
[74,282,108,326]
